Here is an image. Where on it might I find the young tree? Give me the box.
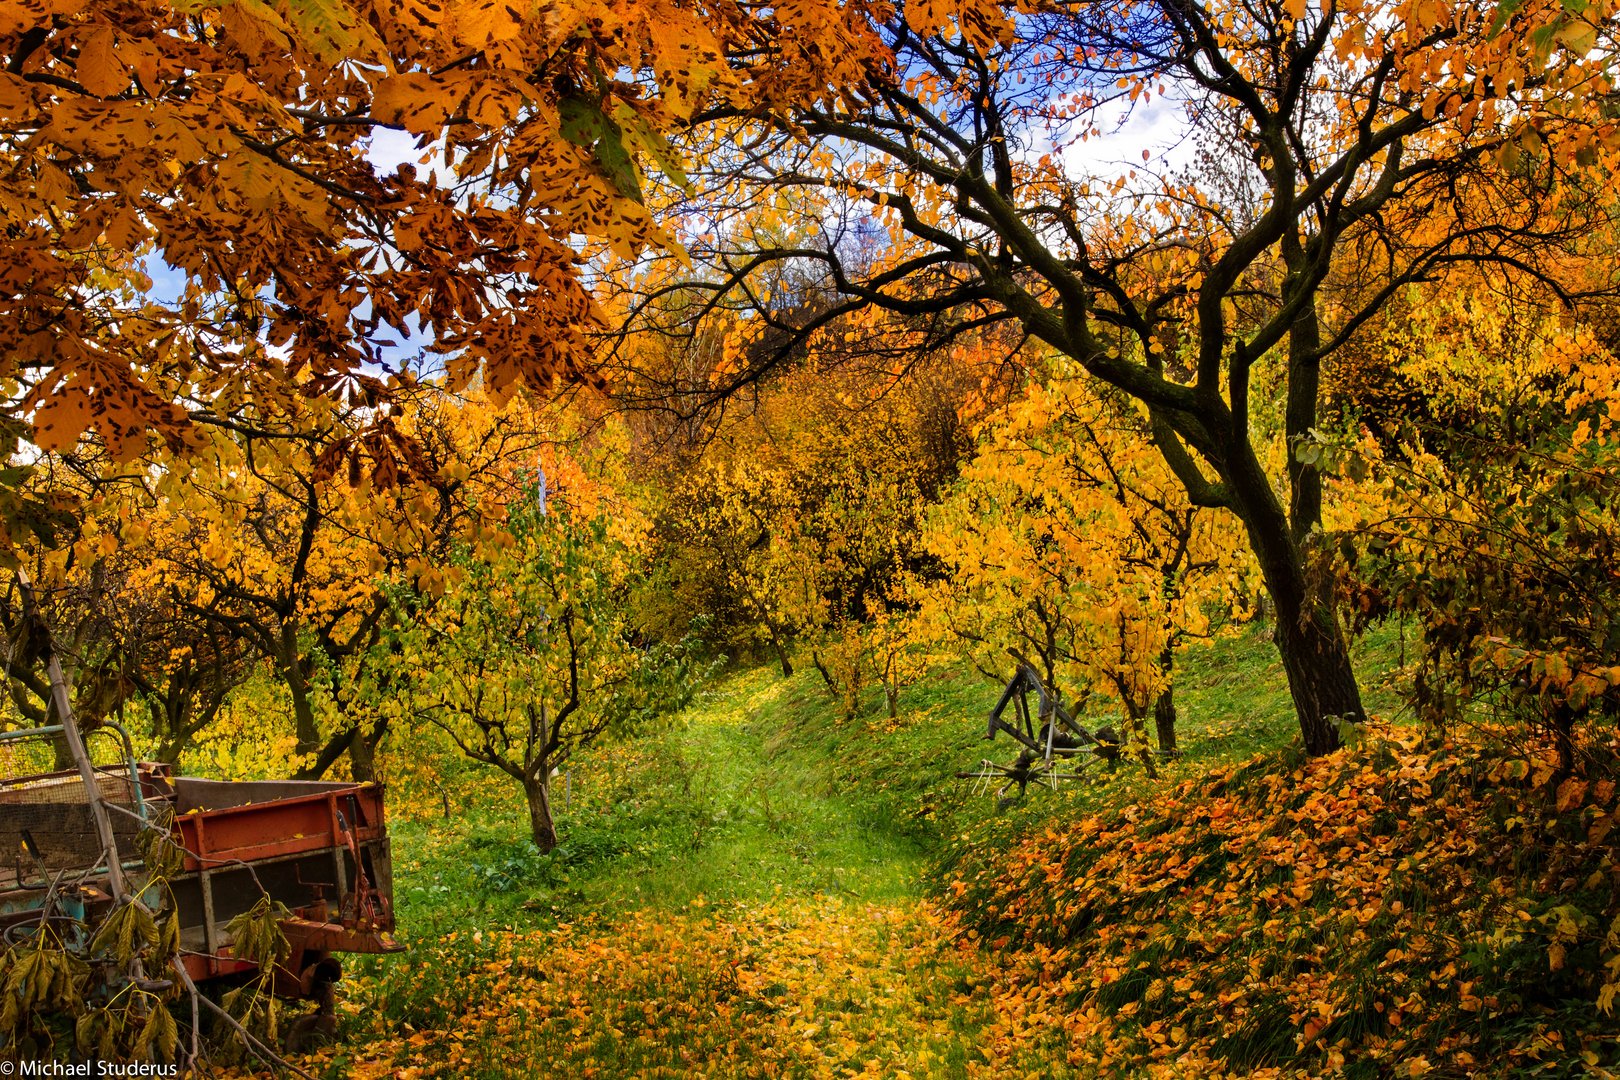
[1328,285,1620,773]
[637,0,1618,753]
[383,488,699,851]
[918,369,1250,759]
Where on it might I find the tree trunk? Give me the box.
[1153,690,1176,756]
[278,624,321,756]
[811,650,837,696]
[524,776,558,853]
[1124,703,1159,780]
[1227,443,1364,756]
[1266,570,1362,756]
[1283,254,1324,542]
[293,725,357,781]
[149,696,182,764]
[769,629,793,677]
[1154,643,1177,756]
[349,723,379,782]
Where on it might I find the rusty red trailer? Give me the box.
[0,736,402,1007]
[163,773,404,997]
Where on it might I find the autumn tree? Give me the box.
[1326,285,1620,773]
[0,450,260,766]
[643,344,985,691]
[629,0,1620,753]
[136,415,393,775]
[379,483,700,851]
[0,538,132,741]
[80,568,258,765]
[650,456,813,676]
[919,367,1250,758]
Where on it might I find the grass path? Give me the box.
[309,626,1409,1078]
[327,672,1042,1079]
[592,670,933,908]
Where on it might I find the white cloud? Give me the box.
[365,127,426,173]
[1061,91,1197,182]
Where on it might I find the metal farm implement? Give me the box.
[0,722,403,1026]
[957,663,1123,805]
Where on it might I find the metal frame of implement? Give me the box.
[956,664,1120,804]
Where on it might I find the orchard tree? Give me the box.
[0,511,134,738]
[1327,284,1620,774]
[128,386,547,775]
[634,0,1620,753]
[645,347,985,679]
[658,457,824,677]
[381,484,700,851]
[137,405,427,776]
[0,449,260,765]
[918,369,1251,758]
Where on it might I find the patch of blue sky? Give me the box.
[130,125,451,380]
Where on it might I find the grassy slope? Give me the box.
[320,621,1502,1079]
[378,665,943,945]
[757,620,1412,858]
[380,621,1408,936]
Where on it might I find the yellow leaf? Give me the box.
[33,388,93,451]
[371,73,453,136]
[448,0,525,45]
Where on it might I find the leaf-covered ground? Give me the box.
[336,899,1020,1079]
[256,627,1615,1078]
[938,727,1620,1078]
[320,667,1045,1078]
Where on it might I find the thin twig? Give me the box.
[171,955,319,1080]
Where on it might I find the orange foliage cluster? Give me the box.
[0,0,891,468]
[942,730,1620,1077]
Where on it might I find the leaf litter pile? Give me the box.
[940,726,1620,1078]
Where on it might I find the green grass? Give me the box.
[1172,616,1412,763]
[326,620,1443,1077]
[376,618,1415,948]
[377,667,952,946]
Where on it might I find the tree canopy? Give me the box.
[0,0,885,501]
[615,0,1620,752]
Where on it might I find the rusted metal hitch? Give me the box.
[281,914,404,957]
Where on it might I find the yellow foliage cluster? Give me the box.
[916,367,1254,735]
[645,350,993,698]
[1322,285,1620,731]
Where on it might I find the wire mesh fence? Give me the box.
[0,727,146,886]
